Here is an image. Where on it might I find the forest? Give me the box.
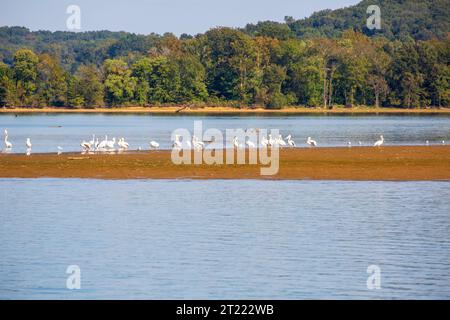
[0,0,449,109]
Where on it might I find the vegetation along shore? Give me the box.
[0,1,449,111]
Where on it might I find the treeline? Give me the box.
[0,28,449,109]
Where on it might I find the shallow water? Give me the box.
[1,179,449,299]
[1,114,449,153]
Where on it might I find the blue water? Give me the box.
[1,114,449,153]
[1,179,449,299]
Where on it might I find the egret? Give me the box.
[4,129,12,149]
[26,138,32,149]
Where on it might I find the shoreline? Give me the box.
[1,106,450,115]
[1,146,449,181]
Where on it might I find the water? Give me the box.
[1,179,449,299]
[1,114,449,153]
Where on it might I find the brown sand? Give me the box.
[1,146,449,180]
[1,106,450,115]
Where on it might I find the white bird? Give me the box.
[426,140,430,146]
[306,137,317,147]
[347,142,352,147]
[26,138,32,149]
[277,134,287,147]
[267,134,275,147]
[149,140,160,149]
[94,138,99,150]
[89,134,95,147]
[233,136,240,149]
[172,135,182,149]
[246,138,256,149]
[118,137,129,150]
[97,135,108,150]
[4,129,12,149]
[358,141,362,146]
[287,136,296,147]
[106,137,116,150]
[374,135,384,147]
[192,135,204,149]
[261,136,269,148]
[443,140,446,145]
[57,146,63,155]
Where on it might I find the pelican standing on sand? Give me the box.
[306,137,317,147]
[149,140,160,149]
[245,137,256,149]
[374,135,384,147]
[26,138,32,149]
[4,129,12,149]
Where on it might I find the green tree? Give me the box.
[71,65,104,107]
[103,59,136,106]
[37,54,67,106]
[12,49,39,105]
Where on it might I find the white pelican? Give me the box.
[426,140,429,146]
[97,135,108,150]
[246,137,256,149]
[358,141,362,146]
[4,129,12,149]
[192,135,204,149]
[149,140,160,149]
[89,134,95,147]
[94,138,99,150]
[277,135,287,147]
[267,134,275,147]
[26,138,32,149]
[306,137,317,147]
[261,136,269,148]
[443,140,446,145]
[172,135,182,149]
[347,142,352,147]
[119,137,129,150]
[374,135,384,147]
[233,136,240,149]
[287,136,296,147]
[106,137,116,150]
[57,146,63,155]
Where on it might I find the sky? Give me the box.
[0,0,360,35]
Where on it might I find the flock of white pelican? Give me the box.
[2,128,447,155]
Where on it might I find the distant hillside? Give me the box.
[245,0,450,40]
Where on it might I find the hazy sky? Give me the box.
[0,0,360,35]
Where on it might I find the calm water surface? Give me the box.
[1,179,449,299]
[1,114,449,153]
